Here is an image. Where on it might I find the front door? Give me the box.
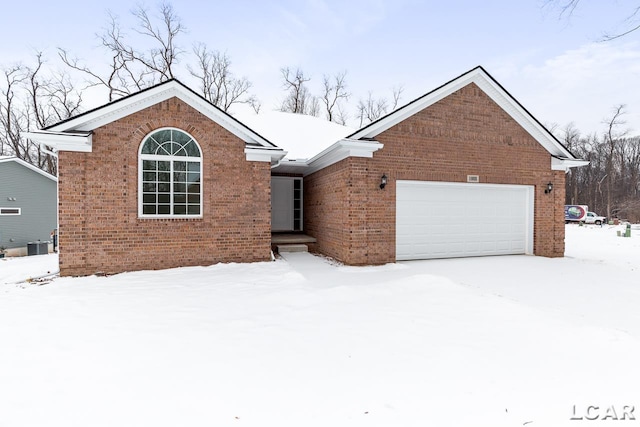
[271,177,294,231]
[271,177,303,232]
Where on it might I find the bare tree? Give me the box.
[321,71,349,122]
[0,65,28,159]
[25,53,49,131]
[279,67,318,116]
[391,85,404,110]
[602,105,627,219]
[188,44,256,112]
[355,86,404,127]
[356,92,387,127]
[560,123,582,204]
[549,0,581,18]
[59,11,132,101]
[44,71,84,123]
[23,54,55,173]
[545,1,640,40]
[1,53,83,174]
[307,96,320,117]
[559,106,640,222]
[248,97,262,114]
[334,106,349,126]
[60,2,185,101]
[130,3,184,80]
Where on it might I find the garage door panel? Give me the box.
[396,181,534,260]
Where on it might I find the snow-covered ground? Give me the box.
[1,225,639,427]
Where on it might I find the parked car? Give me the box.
[584,211,607,225]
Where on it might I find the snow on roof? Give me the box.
[233,110,355,160]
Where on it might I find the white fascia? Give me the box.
[552,157,590,172]
[245,147,288,165]
[270,159,308,173]
[304,139,383,176]
[24,131,92,153]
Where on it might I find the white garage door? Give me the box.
[396,181,534,260]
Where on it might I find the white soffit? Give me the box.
[304,139,383,176]
[350,67,576,160]
[270,139,383,176]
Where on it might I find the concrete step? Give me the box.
[277,244,308,253]
[271,234,317,244]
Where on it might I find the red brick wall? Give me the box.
[303,160,351,261]
[304,83,566,264]
[58,97,272,276]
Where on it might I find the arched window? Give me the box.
[138,128,202,218]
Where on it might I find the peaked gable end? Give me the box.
[349,67,581,167]
[25,80,285,163]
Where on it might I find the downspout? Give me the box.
[40,145,58,159]
[270,159,283,169]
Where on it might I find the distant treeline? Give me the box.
[559,111,640,222]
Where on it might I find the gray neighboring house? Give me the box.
[0,156,57,252]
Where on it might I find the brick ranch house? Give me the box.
[27,66,586,276]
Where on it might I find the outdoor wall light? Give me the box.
[544,182,553,194]
[380,174,388,190]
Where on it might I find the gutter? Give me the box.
[303,138,384,176]
[24,130,93,153]
[551,156,590,172]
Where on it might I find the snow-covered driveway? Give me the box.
[1,225,638,426]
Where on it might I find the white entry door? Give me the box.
[396,181,534,260]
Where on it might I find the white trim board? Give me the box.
[0,207,22,216]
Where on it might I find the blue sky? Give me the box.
[2,0,639,136]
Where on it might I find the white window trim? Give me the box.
[138,127,204,219]
[293,177,303,232]
[0,207,21,216]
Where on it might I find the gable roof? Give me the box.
[25,79,285,163]
[349,66,580,162]
[46,79,277,147]
[0,156,57,182]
